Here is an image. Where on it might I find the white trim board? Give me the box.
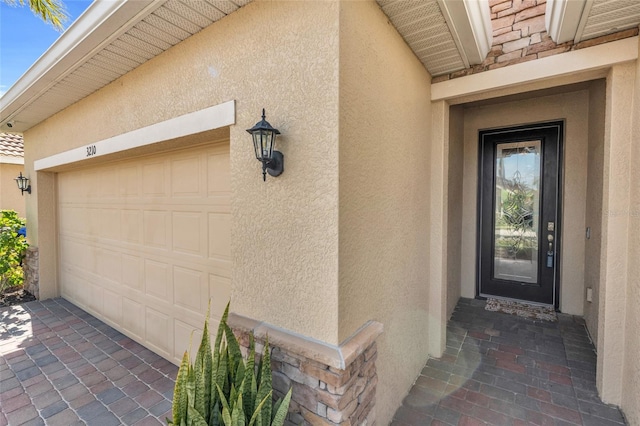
[0,156,24,165]
[431,36,638,102]
[35,100,235,171]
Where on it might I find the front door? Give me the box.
[478,121,563,306]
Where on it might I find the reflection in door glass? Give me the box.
[494,141,540,284]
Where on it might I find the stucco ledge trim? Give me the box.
[227,313,383,370]
[0,156,24,165]
[431,36,638,102]
[34,100,235,171]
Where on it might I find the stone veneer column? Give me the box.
[22,246,39,299]
[228,314,383,426]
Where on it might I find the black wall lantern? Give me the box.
[246,109,283,181]
[15,172,31,195]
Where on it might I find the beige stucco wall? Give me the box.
[337,1,432,422]
[23,3,438,420]
[460,91,589,315]
[0,162,25,217]
[620,48,640,424]
[597,63,634,405]
[429,100,449,356]
[447,106,464,317]
[583,80,606,342]
[24,0,341,344]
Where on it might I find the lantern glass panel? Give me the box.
[252,130,276,161]
[252,133,262,160]
[15,175,27,190]
[264,131,274,159]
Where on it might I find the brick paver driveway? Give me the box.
[0,298,177,425]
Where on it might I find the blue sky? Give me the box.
[0,0,93,97]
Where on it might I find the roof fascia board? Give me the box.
[0,0,164,127]
[574,0,595,43]
[432,36,638,102]
[437,0,492,66]
[546,0,588,44]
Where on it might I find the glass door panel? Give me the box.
[493,141,540,284]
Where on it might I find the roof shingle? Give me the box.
[0,133,24,158]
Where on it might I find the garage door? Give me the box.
[58,142,230,364]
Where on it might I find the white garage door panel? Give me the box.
[58,142,230,364]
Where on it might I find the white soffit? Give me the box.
[437,0,492,66]
[575,0,640,42]
[377,0,467,76]
[546,0,588,44]
[0,0,252,133]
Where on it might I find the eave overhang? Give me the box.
[547,0,640,44]
[0,0,250,133]
[0,0,163,133]
[437,0,492,67]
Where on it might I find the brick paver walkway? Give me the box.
[1,297,629,425]
[392,298,627,426]
[0,298,177,425]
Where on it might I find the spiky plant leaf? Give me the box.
[217,342,228,396]
[221,406,232,426]
[229,383,237,412]
[271,389,292,426]
[196,303,213,422]
[255,336,272,426]
[210,401,221,426]
[188,405,210,426]
[212,303,229,397]
[272,399,282,422]
[235,360,245,393]
[211,322,223,416]
[195,342,206,419]
[214,303,230,360]
[216,383,231,426]
[173,351,190,426]
[242,334,256,419]
[224,322,242,374]
[231,393,243,426]
[187,364,197,411]
[247,392,272,426]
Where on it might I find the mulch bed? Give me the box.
[0,286,36,308]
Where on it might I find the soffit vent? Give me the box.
[576,0,640,42]
[377,0,466,76]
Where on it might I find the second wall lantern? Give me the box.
[246,109,283,181]
[15,172,31,195]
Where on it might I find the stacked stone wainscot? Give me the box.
[22,246,39,299]
[228,314,383,426]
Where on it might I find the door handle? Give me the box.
[547,235,554,268]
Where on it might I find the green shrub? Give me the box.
[168,302,292,426]
[0,210,28,293]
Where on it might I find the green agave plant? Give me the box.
[168,302,292,426]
